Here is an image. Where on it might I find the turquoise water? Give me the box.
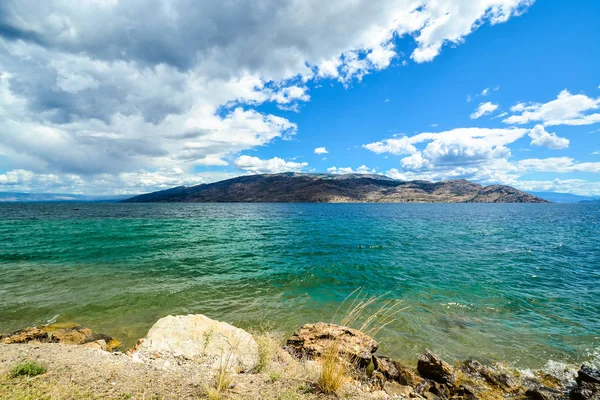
[0,203,599,369]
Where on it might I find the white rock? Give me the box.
[133,314,259,372]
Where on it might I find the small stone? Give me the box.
[462,359,519,392]
[82,333,120,351]
[384,381,414,397]
[374,355,400,381]
[414,379,432,396]
[370,390,389,399]
[423,391,438,400]
[526,387,563,400]
[429,382,451,399]
[82,339,108,351]
[397,364,424,387]
[48,328,91,344]
[417,350,455,385]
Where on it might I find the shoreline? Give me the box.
[1,315,598,400]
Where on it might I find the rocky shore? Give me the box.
[1,314,597,399]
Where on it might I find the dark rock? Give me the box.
[373,355,400,381]
[578,366,600,385]
[414,379,433,396]
[417,350,455,385]
[285,322,378,366]
[570,382,600,400]
[526,387,563,400]
[462,359,519,392]
[453,384,478,400]
[429,381,451,399]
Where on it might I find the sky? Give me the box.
[0,0,599,196]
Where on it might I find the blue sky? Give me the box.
[0,0,599,195]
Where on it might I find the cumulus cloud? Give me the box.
[504,89,600,126]
[314,147,329,155]
[470,102,499,119]
[327,165,377,174]
[410,1,533,62]
[364,126,600,195]
[0,168,240,195]
[0,0,534,193]
[233,156,308,174]
[528,125,569,149]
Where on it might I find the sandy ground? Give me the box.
[0,343,387,400]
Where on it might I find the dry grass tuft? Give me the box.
[205,345,235,400]
[316,344,349,394]
[316,288,406,395]
[255,331,282,373]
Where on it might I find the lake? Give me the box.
[0,203,598,370]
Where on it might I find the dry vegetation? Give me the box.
[316,289,405,395]
[0,290,407,399]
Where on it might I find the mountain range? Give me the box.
[123,173,549,203]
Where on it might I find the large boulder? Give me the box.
[285,322,378,366]
[131,314,259,373]
[0,322,120,351]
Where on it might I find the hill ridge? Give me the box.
[123,173,548,203]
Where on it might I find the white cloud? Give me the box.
[410,1,533,63]
[363,125,600,195]
[504,89,600,126]
[0,168,240,195]
[233,156,308,174]
[515,157,600,173]
[528,125,569,149]
[327,165,377,174]
[314,147,329,155]
[364,127,528,181]
[511,179,600,197]
[0,0,537,193]
[470,102,499,119]
[480,85,500,96]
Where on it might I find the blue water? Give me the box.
[0,203,598,369]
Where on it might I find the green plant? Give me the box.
[269,371,281,382]
[9,361,47,378]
